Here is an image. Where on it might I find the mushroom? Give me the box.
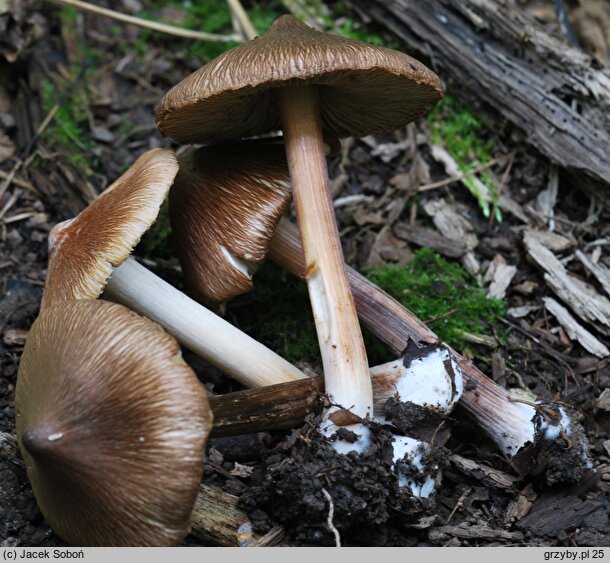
[16,299,213,546]
[167,137,589,475]
[169,140,291,304]
[42,148,460,415]
[41,148,306,388]
[13,297,457,549]
[157,14,443,443]
[269,220,593,479]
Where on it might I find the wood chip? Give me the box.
[535,165,558,230]
[393,222,466,258]
[576,249,610,298]
[370,137,411,163]
[597,389,610,412]
[364,226,411,270]
[498,193,529,224]
[430,144,493,206]
[512,280,539,295]
[524,230,610,334]
[526,229,575,252]
[191,485,254,546]
[402,515,438,529]
[543,297,610,358]
[449,454,518,490]
[507,305,539,318]
[3,328,28,346]
[230,462,254,478]
[0,432,22,467]
[424,199,480,277]
[485,254,517,299]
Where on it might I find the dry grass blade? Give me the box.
[226,0,257,41]
[48,0,242,42]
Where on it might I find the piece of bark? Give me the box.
[524,230,610,334]
[576,249,610,298]
[190,485,256,546]
[347,0,610,187]
[516,495,599,537]
[543,297,610,358]
[449,454,518,490]
[393,222,466,258]
[504,484,537,527]
[515,473,601,537]
[191,486,285,547]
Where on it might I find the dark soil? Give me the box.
[1,0,609,548]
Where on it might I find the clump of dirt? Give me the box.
[239,413,441,545]
[384,399,451,445]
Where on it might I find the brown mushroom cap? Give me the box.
[41,148,178,311]
[15,299,213,546]
[170,141,291,304]
[156,14,443,144]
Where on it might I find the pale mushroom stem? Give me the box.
[277,86,373,423]
[268,218,538,456]
[105,257,307,388]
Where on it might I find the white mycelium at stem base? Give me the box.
[319,342,464,496]
[377,344,463,498]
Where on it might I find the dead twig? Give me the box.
[0,105,59,201]
[48,0,242,42]
[445,486,472,524]
[0,170,38,194]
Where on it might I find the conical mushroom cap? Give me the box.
[157,14,443,144]
[170,141,291,304]
[41,148,178,311]
[15,299,213,546]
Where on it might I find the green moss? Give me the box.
[39,8,103,170]
[39,75,96,170]
[366,249,506,351]
[428,94,501,221]
[235,248,507,368]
